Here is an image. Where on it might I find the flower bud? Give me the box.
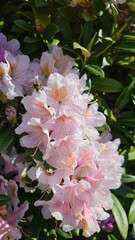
[5,105,16,123]
[100,213,115,232]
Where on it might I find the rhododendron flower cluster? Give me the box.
[0,151,29,240]
[0,33,124,238]
[16,74,124,237]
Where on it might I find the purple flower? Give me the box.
[0,49,6,63]
[100,213,115,232]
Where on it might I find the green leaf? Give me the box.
[0,194,11,206]
[113,184,135,199]
[86,78,92,92]
[128,2,135,12]
[83,22,93,47]
[44,23,59,40]
[13,19,35,33]
[93,0,112,34]
[11,25,24,33]
[49,229,57,237]
[85,64,105,77]
[17,11,35,22]
[28,210,43,237]
[32,3,51,28]
[97,123,111,132]
[119,111,135,128]
[116,126,135,142]
[115,81,134,110]
[55,0,70,4]
[57,228,73,239]
[72,228,80,236]
[23,42,43,55]
[114,22,129,40]
[0,128,14,153]
[24,36,41,43]
[132,94,135,105]
[133,223,135,239]
[98,97,116,121]
[112,194,128,240]
[128,199,135,224]
[55,16,72,44]
[92,77,124,93]
[58,6,80,23]
[94,37,114,58]
[107,234,117,240]
[122,174,135,183]
[116,54,135,69]
[34,0,50,7]
[87,32,97,52]
[24,148,43,161]
[91,237,97,240]
[73,42,90,60]
[122,34,135,41]
[111,4,119,19]
[128,147,135,161]
[115,42,135,54]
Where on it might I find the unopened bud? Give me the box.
[100,213,115,232]
[5,105,16,123]
[35,18,44,34]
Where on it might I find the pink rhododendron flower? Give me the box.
[5,51,30,97]
[15,52,124,238]
[27,166,72,192]
[45,73,92,114]
[0,60,15,99]
[50,112,80,140]
[35,180,109,237]
[45,73,78,111]
[0,175,29,240]
[44,137,78,170]
[16,117,50,155]
[83,102,106,127]
[0,33,21,56]
[0,50,30,99]
[0,149,35,194]
[21,89,55,124]
[25,45,78,94]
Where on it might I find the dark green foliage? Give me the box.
[0,194,11,206]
